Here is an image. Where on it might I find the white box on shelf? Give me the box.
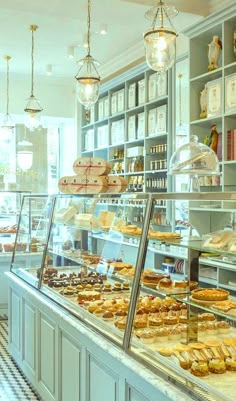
[98,99,104,120]
[148,73,157,101]
[111,121,118,145]
[117,89,125,112]
[206,78,222,118]
[137,112,145,138]
[128,83,136,109]
[127,146,144,157]
[84,129,94,151]
[97,125,109,148]
[128,115,136,141]
[156,105,167,134]
[111,92,118,115]
[225,73,236,113]
[138,79,146,105]
[148,108,156,136]
[117,119,125,143]
[157,72,167,97]
[104,96,109,117]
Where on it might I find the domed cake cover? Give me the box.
[169,135,220,176]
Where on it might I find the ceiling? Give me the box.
[0,0,233,83]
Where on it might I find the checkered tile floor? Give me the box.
[0,321,42,400]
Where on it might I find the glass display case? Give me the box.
[11,194,53,288]
[0,191,30,317]
[10,192,236,401]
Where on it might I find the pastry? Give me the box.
[198,312,215,322]
[163,316,178,326]
[77,290,101,302]
[155,327,169,342]
[192,288,229,302]
[168,327,181,340]
[158,278,172,290]
[148,317,163,327]
[158,348,173,357]
[208,359,226,374]
[173,351,191,370]
[115,310,127,317]
[114,318,127,330]
[113,282,122,292]
[174,281,188,289]
[135,328,156,344]
[102,311,114,321]
[191,361,209,377]
[103,283,112,293]
[216,321,230,333]
[226,357,236,371]
[122,281,130,291]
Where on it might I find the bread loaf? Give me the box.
[106,176,127,193]
[68,175,108,194]
[58,176,71,193]
[73,157,111,176]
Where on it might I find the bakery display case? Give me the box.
[0,190,31,316]
[36,193,149,345]
[10,194,53,288]
[127,192,236,401]
[10,192,236,401]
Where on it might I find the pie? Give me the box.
[191,288,229,302]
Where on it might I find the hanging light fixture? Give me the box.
[17,128,33,171]
[24,25,43,131]
[75,0,100,109]
[1,55,15,133]
[144,0,178,73]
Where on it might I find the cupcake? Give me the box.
[103,283,112,293]
[122,281,130,291]
[113,282,122,292]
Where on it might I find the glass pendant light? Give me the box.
[24,25,43,131]
[144,0,178,73]
[1,55,15,134]
[17,128,33,171]
[75,0,100,109]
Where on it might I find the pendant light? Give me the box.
[144,0,178,73]
[24,25,43,131]
[75,0,100,109]
[1,55,15,133]
[17,128,33,171]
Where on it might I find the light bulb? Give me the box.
[24,112,41,131]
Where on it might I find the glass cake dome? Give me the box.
[169,135,220,176]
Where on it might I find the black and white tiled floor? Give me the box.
[0,321,42,400]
